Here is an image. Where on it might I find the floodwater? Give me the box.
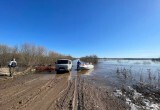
[76,59,160,110]
[92,59,160,88]
[77,59,160,88]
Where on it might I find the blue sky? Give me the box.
[0,0,160,58]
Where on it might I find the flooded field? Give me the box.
[93,60,160,87]
[85,59,160,110]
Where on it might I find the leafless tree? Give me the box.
[80,54,98,64]
[0,43,73,67]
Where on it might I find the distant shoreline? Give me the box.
[99,58,154,60]
[76,58,160,60]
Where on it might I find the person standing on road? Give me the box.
[8,58,17,77]
[77,60,81,70]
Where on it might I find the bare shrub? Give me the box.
[80,55,98,64]
[0,43,73,67]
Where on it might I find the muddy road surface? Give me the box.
[0,71,128,110]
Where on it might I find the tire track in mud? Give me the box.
[13,75,68,110]
[24,77,68,110]
[0,72,71,110]
[72,76,78,110]
[15,74,69,110]
[52,74,82,110]
[20,80,57,110]
[0,77,41,100]
[0,81,43,106]
[53,78,75,110]
[0,78,52,109]
[0,78,42,103]
[0,71,77,110]
[77,76,84,110]
[47,74,74,110]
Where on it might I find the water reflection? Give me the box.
[77,69,94,76]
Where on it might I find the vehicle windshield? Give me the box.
[57,60,68,64]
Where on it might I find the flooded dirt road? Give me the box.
[0,69,127,110]
[0,59,159,110]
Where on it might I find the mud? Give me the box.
[0,71,128,110]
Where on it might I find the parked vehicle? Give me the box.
[55,59,72,73]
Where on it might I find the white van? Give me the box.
[55,59,72,72]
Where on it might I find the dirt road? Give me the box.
[0,71,128,110]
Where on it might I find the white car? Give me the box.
[55,59,72,72]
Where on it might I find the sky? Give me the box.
[0,0,160,58]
